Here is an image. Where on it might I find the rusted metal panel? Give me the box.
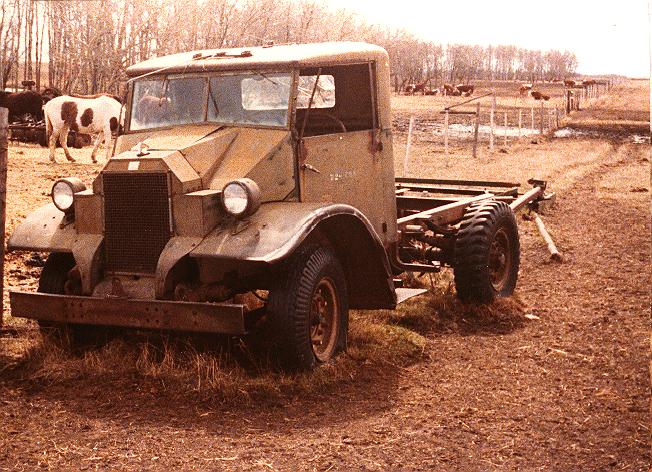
[397,193,493,226]
[114,124,223,154]
[115,127,291,200]
[74,190,103,234]
[7,203,76,252]
[162,153,203,194]
[71,234,104,295]
[155,236,203,297]
[183,128,239,181]
[190,202,383,263]
[205,128,290,191]
[126,42,390,78]
[10,291,246,335]
[245,137,296,202]
[301,130,395,246]
[95,152,202,196]
[172,189,222,237]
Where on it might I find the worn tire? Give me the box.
[38,253,109,348]
[453,201,520,303]
[267,245,348,371]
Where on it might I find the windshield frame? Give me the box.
[125,69,296,133]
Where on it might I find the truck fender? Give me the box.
[8,203,105,295]
[190,202,397,309]
[7,203,76,252]
[155,236,203,298]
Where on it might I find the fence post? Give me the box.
[489,93,495,153]
[539,101,544,134]
[518,108,522,137]
[472,102,480,158]
[0,108,7,330]
[444,110,450,162]
[403,115,414,177]
[503,112,508,147]
[555,107,559,129]
[566,90,571,114]
[530,106,534,130]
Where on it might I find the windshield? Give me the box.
[130,72,292,131]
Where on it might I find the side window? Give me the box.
[296,64,376,137]
[297,75,335,109]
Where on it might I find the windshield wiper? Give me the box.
[255,72,279,86]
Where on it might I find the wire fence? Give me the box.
[394,81,614,163]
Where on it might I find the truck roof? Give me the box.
[126,42,389,78]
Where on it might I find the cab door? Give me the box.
[297,62,394,246]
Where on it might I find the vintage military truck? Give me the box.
[8,42,548,369]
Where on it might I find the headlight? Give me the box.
[222,178,261,218]
[52,177,86,213]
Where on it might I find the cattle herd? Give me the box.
[404,81,475,97]
[403,77,604,102]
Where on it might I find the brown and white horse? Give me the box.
[44,94,123,163]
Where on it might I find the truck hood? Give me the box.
[114,124,224,154]
[106,125,294,200]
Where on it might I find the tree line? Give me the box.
[0,0,578,95]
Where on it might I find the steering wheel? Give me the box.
[309,111,347,133]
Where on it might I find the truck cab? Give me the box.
[8,42,546,370]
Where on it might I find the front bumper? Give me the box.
[10,291,246,335]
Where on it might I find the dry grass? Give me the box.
[0,311,428,404]
[1,271,531,403]
[367,273,528,338]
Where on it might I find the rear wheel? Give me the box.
[453,201,520,303]
[267,245,348,370]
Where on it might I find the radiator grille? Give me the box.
[103,172,171,274]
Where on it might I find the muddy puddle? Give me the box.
[554,126,651,144]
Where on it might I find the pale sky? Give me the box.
[325,0,651,77]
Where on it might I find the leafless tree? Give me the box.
[0,0,579,95]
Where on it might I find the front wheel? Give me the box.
[38,252,112,348]
[453,201,520,303]
[267,245,348,371]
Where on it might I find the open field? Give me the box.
[390,80,621,159]
[0,80,649,470]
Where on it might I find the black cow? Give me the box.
[530,91,550,101]
[0,90,44,122]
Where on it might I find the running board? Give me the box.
[396,288,428,304]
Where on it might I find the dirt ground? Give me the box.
[0,80,649,471]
